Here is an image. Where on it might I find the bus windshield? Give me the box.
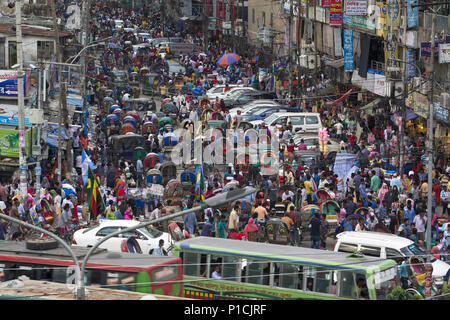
[400,244,425,257]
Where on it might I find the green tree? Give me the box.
[386,286,422,300]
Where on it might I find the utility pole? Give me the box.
[203,0,208,52]
[398,0,408,176]
[426,13,436,270]
[288,0,293,98]
[50,0,64,185]
[15,0,27,204]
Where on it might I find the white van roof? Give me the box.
[336,231,414,250]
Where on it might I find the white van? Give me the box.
[334,231,450,284]
[251,112,323,133]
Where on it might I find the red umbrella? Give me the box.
[217,53,241,67]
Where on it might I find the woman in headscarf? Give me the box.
[243,217,259,240]
[41,176,50,190]
[378,182,389,203]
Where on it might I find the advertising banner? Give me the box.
[0,129,31,158]
[439,43,450,63]
[412,92,429,118]
[434,103,449,123]
[345,0,367,16]
[344,29,354,72]
[386,0,401,27]
[322,0,331,7]
[376,2,387,37]
[406,49,416,79]
[330,0,343,26]
[407,0,418,28]
[0,104,31,126]
[333,153,357,192]
[0,70,28,98]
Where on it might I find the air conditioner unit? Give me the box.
[308,55,317,69]
[29,108,44,124]
[394,81,404,97]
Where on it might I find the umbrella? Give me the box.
[217,53,241,67]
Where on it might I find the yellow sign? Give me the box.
[412,92,429,118]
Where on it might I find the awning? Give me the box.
[326,89,353,105]
[324,58,344,68]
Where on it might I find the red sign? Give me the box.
[322,0,331,6]
[330,0,343,25]
[425,265,433,298]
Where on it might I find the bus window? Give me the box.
[315,267,332,294]
[183,252,200,276]
[305,267,315,291]
[199,254,207,277]
[279,263,298,289]
[374,267,398,300]
[354,274,369,300]
[210,256,223,279]
[222,256,240,282]
[338,270,355,298]
[246,259,263,285]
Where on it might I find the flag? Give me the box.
[81,149,96,186]
[62,183,77,198]
[195,165,205,204]
[86,168,105,217]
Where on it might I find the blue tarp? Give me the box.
[46,123,70,148]
[67,94,83,107]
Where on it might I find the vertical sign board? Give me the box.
[406,49,416,79]
[330,0,342,26]
[434,103,449,123]
[334,27,343,57]
[344,29,354,72]
[407,0,418,28]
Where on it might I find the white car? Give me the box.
[72,220,171,255]
[228,100,281,118]
[206,84,242,100]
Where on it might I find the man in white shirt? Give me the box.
[282,189,295,202]
[413,210,427,243]
[151,239,167,256]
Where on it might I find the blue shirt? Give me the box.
[218,221,226,238]
[404,207,416,224]
[183,212,198,235]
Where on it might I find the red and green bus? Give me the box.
[0,241,183,297]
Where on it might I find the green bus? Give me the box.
[173,237,399,300]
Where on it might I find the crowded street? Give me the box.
[0,0,448,302]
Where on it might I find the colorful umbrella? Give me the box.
[217,53,241,67]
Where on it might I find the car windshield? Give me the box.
[264,113,279,124]
[400,244,426,257]
[140,225,163,238]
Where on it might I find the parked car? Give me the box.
[334,231,450,285]
[242,106,292,122]
[167,61,186,75]
[228,100,281,118]
[251,112,323,133]
[206,84,242,100]
[221,87,256,101]
[224,90,278,109]
[72,220,171,255]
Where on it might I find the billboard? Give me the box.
[0,128,31,158]
[343,29,354,72]
[0,70,30,97]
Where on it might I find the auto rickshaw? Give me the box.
[103,88,114,99]
[142,121,157,135]
[300,204,321,228]
[164,180,184,206]
[155,161,177,186]
[142,72,162,96]
[144,152,160,169]
[109,70,129,88]
[315,189,332,203]
[102,97,115,112]
[158,116,173,130]
[320,199,340,225]
[121,122,136,134]
[123,115,138,127]
[126,110,140,123]
[180,167,196,185]
[265,218,290,245]
[129,71,139,85]
[146,168,163,185]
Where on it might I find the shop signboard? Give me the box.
[345,0,367,16]
[439,43,450,63]
[412,92,429,118]
[386,0,401,27]
[330,0,342,26]
[421,36,450,57]
[343,14,353,26]
[407,0,418,28]
[0,104,31,126]
[376,2,387,37]
[343,29,354,72]
[322,0,331,7]
[373,73,388,97]
[352,15,376,34]
[434,103,449,123]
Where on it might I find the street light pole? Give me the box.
[15,0,28,205]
